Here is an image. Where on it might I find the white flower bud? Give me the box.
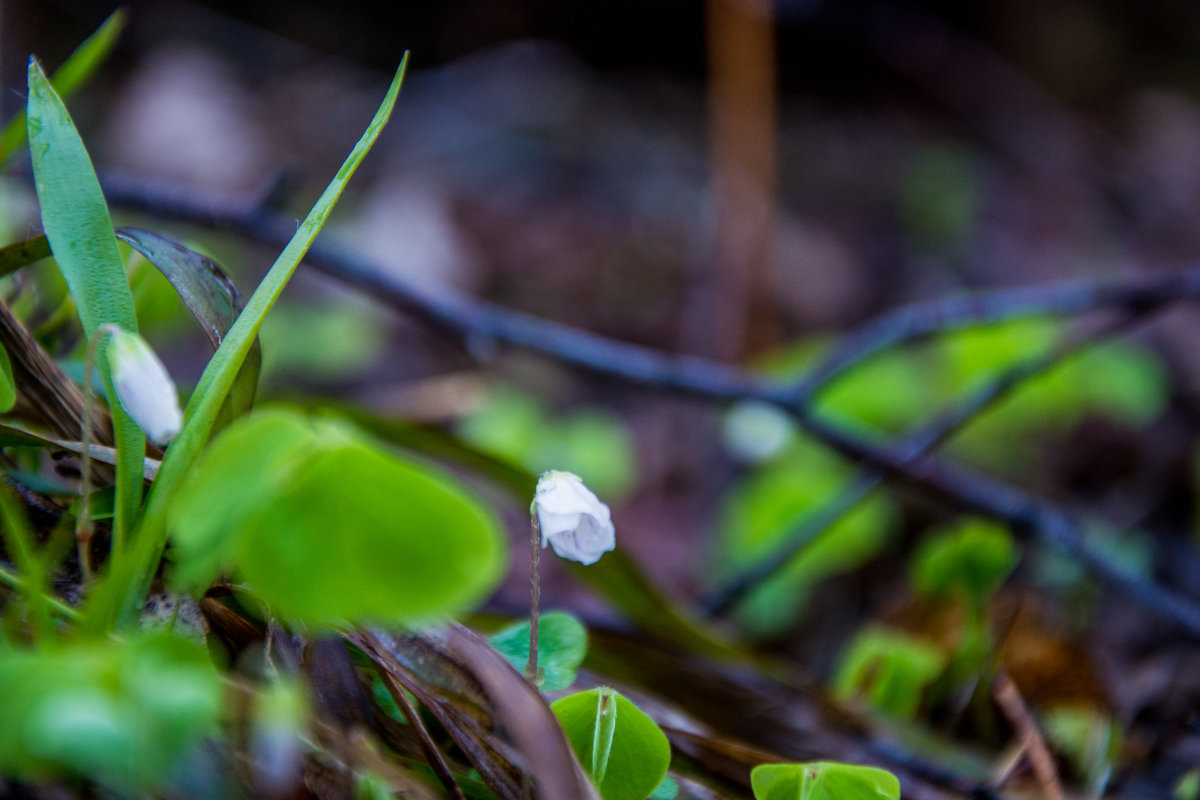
[533,470,615,565]
[106,327,182,446]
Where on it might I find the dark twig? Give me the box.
[373,662,467,800]
[703,311,1152,615]
[95,174,1200,637]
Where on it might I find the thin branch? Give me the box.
[704,311,1150,615]
[373,662,467,800]
[95,174,1200,637]
[992,669,1065,800]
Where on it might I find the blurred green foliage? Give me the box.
[751,761,901,800]
[832,626,945,718]
[0,632,220,791]
[715,443,899,636]
[459,385,638,499]
[169,407,507,626]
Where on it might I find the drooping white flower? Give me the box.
[533,470,615,565]
[106,326,182,446]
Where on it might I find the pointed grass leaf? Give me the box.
[490,610,587,691]
[0,343,15,413]
[751,762,900,800]
[114,228,245,349]
[551,688,671,800]
[233,437,506,626]
[26,57,144,543]
[0,10,127,165]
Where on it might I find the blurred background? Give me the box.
[5,0,1200,652]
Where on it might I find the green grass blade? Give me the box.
[0,9,127,165]
[0,489,55,641]
[26,58,144,553]
[88,54,409,631]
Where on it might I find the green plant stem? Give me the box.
[0,563,79,621]
[527,511,541,685]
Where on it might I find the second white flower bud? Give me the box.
[105,326,182,446]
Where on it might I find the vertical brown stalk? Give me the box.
[695,0,778,361]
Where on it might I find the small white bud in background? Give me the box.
[106,327,182,446]
[533,470,615,565]
[721,400,795,463]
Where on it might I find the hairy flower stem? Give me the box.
[527,511,541,686]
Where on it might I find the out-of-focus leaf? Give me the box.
[490,611,588,691]
[167,409,316,591]
[309,401,537,498]
[170,408,506,626]
[551,688,671,800]
[910,518,1017,610]
[115,227,260,418]
[831,627,945,718]
[751,762,900,800]
[458,386,638,500]
[716,455,898,637]
[0,632,220,791]
[649,775,678,799]
[0,10,127,165]
[0,235,51,278]
[570,548,745,661]
[26,57,143,540]
[258,301,388,381]
[1041,705,1120,793]
[236,437,505,625]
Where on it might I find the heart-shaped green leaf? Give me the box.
[169,408,506,626]
[751,762,900,800]
[489,610,587,690]
[551,688,670,800]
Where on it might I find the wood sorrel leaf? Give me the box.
[551,688,670,800]
[169,407,506,626]
[750,762,900,800]
[490,610,587,691]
